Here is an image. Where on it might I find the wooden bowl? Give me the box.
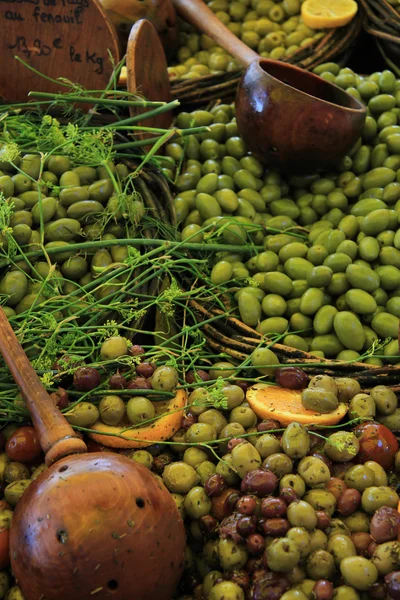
[235,58,366,174]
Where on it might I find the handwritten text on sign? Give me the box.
[1,0,106,74]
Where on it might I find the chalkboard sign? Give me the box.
[0,0,120,102]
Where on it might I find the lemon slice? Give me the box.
[301,0,358,29]
[247,384,348,426]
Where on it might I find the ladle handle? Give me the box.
[171,0,258,67]
[0,308,87,466]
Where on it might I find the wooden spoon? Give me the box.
[171,0,366,173]
[0,0,119,103]
[0,308,185,600]
[126,19,173,141]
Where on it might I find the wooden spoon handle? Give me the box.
[0,308,87,466]
[171,0,258,67]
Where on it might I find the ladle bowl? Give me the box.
[172,0,367,174]
[0,309,186,600]
[11,453,184,600]
[236,58,367,174]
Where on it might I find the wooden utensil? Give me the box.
[0,308,185,600]
[0,0,119,103]
[172,0,367,173]
[126,19,173,141]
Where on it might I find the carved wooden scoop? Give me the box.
[172,0,366,173]
[0,308,185,600]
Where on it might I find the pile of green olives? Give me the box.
[0,153,144,318]
[300,374,398,421]
[166,64,400,363]
[168,0,325,80]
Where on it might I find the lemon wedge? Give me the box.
[301,0,358,29]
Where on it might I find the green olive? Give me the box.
[335,378,361,403]
[327,534,357,566]
[324,432,360,462]
[231,441,262,478]
[128,450,154,470]
[281,422,310,459]
[65,402,99,427]
[218,538,248,571]
[263,453,294,478]
[344,465,375,492]
[340,556,378,590]
[306,549,335,580]
[98,395,125,426]
[287,500,318,531]
[4,479,31,507]
[151,366,179,392]
[361,486,399,514]
[126,397,155,425]
[303,489,337,516]
[297,456,331,488]
[162,461,200,493]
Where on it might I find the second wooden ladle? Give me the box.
[172,0,366,173]
[0,308,185,600]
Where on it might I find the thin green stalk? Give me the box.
[28,91,166,108]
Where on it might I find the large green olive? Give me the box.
[361,486,399,514]
[287,500,317,531]
[340,556,378,590]
[231,442,262,478]
[162,462,200,493]
[327,534,357,566]
[266,537,301,572]
[306,549,335,580]
[324,432,360,462]
[297,456,331,488]
[303,489,337,516]
[218,539,248,571]
[281,422,310,459]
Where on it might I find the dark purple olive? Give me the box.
[249,573,290,600]
[337,488,361,517]
[262,518,290,537]
[236,515,257,537]
[279,487,299,506]
[128,344,145,357]
[370,582,388,600]
[368,541,378,557]
[204,474,226,498]
[181,412,198,430]
[241,469,278,497]
[226,569,250,592]
[73,366,101,391]
[219,514,243,544]
[371,507,400,543]
[351,532,373,556]
[127,377,152,390]
[313,579,333,600]
[233,380,248,394]
[385,572,400,600]
[237,496,257,516]
[227,438,247,452]
[108,373,128,389]
[246,533,265,556]
[275,367,309,390]
[315,511,331,531]
[50,387,69,409]
[152,453,173,474]
[261,497,286,518]
[185,370,210,384]
[257,419,280,432]
[246,557,264,573]
[331,460,356,479]
[199,515,218,537]
[224,492,240,515]
[136,362,156,378]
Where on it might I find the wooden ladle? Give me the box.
[172,0,366,173]
[0,308,185,600]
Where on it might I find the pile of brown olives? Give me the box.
[166,63,400,363]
